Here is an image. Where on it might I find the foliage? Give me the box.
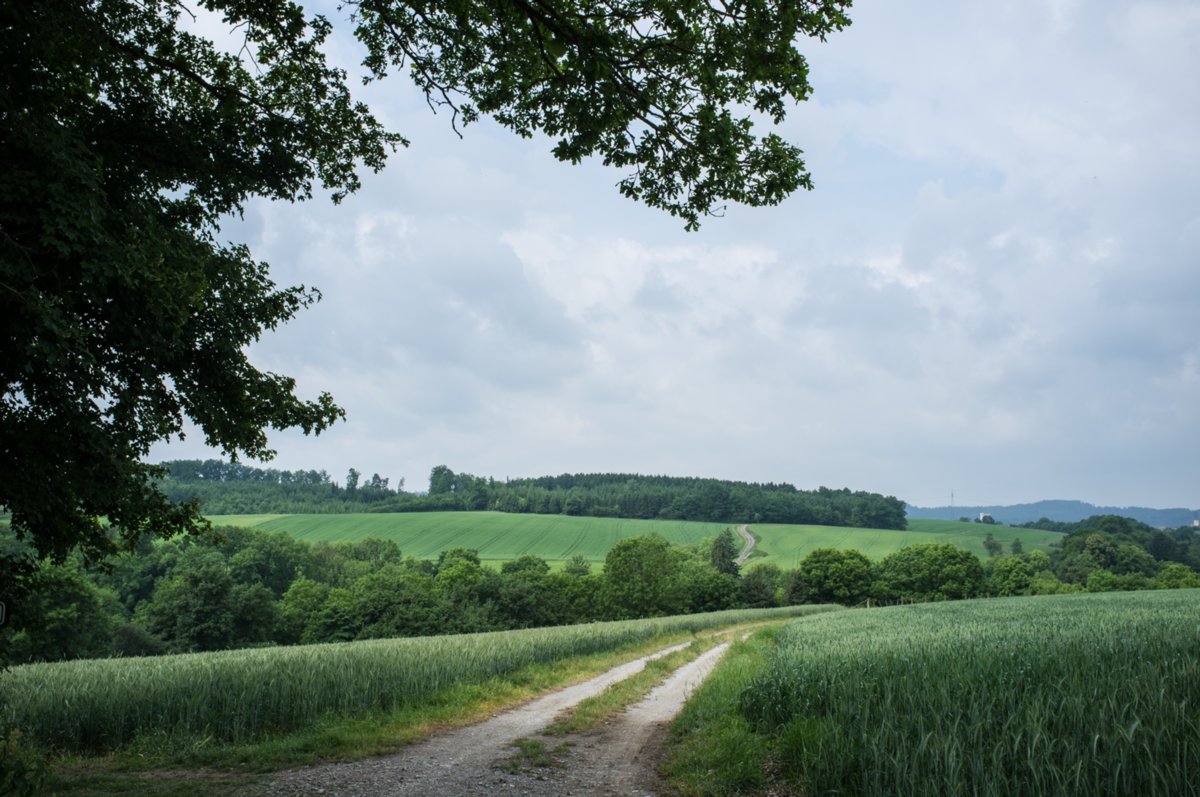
[872,543,984,602]
[160,460,909,529]
[709,528,740,576]
[2,0,850,593]
[737,563,782,608]
[351,0,851,229]
[0,1,387,572]
[601,535,689,619]
[0,729,46,797]
[1020,514,1200,583]
[788,547,873,605]
[732,591,1200,797]
[0,562,113,663]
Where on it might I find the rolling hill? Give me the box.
[209,512,1065,568]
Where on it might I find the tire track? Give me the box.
[258,640,695,796]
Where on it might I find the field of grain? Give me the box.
[208,512,1060,567]
[730,590,1200,796]
[0,606,831,754]
[746,517,1063,567]
[208,512,730,564]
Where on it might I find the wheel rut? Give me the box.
[256,637,728,796]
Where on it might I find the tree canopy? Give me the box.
[0,0,850,572]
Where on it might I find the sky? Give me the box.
[151,0,1200,509]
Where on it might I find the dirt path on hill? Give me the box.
[734,523,756,565]
[256,637,729,796]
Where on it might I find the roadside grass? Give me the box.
[42,630,706,796]
[662,628,782,796]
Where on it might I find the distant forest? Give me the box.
[158,460,908,529]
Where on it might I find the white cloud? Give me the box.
[151,0,1200,509]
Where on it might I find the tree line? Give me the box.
[157,460,908,529]
[4,513,1198,666]
[1015,514,1200,589]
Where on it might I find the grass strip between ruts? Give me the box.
[544,635,726,736]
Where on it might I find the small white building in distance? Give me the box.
[979,512,994,523]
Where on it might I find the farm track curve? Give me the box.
[734,524,756,565]
[256,636,730,796]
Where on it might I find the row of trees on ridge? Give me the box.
[158,461,908,529]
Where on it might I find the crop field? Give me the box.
[0,606,833,754]
[209,511,731,564]
[723,590,1200,796]
[208,512,1059,566]
[746,518,1063,567]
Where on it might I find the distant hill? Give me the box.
[907,499,1199,529]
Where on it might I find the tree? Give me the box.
[738,563,782,608]
[1,0,850,576]
[143,563,236,652]
[709,528,740,576]
[1,562,115,663]
[428,466,457,496]
[601,535,687,619]
[1,1,371,570]
[986,555,1036,597]
[678,562,738,613]
[562,554,592,578]
[873,544,984,603]
[983,532,1003,558]
[791,547,873,605]
[277,577,331,645]
[1154,563,1200,590]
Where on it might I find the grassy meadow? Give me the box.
[209,511,730,566]
[208,511,1062,567]
[668,589,1200,797]
[746,517,1063,568]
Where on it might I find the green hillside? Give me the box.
[746,518,1063,568]
[209,512,730,564]
[209,512,1063,567]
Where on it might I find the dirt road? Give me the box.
[523,639,733,796]
[734,524,756,565]
[258,638,728,796]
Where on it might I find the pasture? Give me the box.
[208,512,1063,567]
[746,517,1063,567]
[209,512,730,565]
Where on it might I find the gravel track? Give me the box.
[734,524,756,565]
[514,639,734,796]
[256,639,702,796]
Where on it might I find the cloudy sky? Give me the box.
[152,0,1200,509]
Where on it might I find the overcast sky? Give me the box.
[152,0,1200,509]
